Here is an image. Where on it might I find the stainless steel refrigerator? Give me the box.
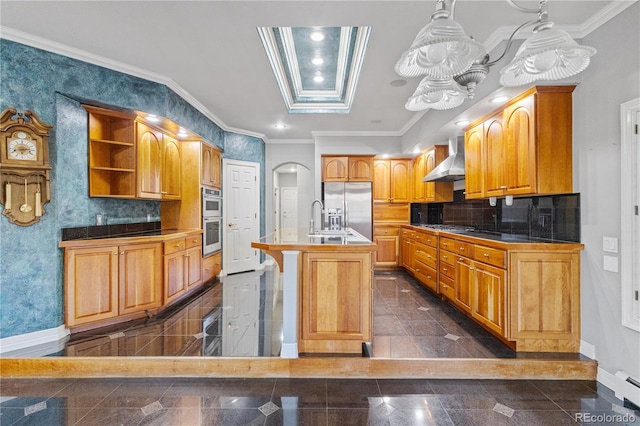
[322,182,373,240]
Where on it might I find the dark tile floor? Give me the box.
[1,377,639,425]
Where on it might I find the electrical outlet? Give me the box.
[603,255,619,273]
[603,237,619,253]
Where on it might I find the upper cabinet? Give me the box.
[373,159,410,203]
[465,86,575,199]
[137,121,181,200]
[85,106,137,198]
[322,155,374,182]
[201,142,222,188]
[412,145,453,203]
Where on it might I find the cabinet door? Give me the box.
[322,156,348,181]
[390,160,410,203]
[164,251,186,304]
[455,256,473,312]
[412,154,426,202]
[203,251,222,283]
[484,116,506,197]
[137,122,163,199]
[423,150,436,201]
[211,149,221,188]
[348,157,373,181]
[301,252,372,346]
[65,246,119,327]
[185,246,203,289]
[464,124,484,199]
[503,96,536,195]
[472,262,506,337]
[374,235,399,267]
[401,235,414,271]
[119,243,162,315]
[373,160,391,202]
[162,134,181,200]
[201,144,213,187]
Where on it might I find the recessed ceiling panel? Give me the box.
[258,25,371,114]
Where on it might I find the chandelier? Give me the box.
[396,0,596,111]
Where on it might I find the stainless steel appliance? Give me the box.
[202,188,222,217]
[202,306,222,356]
[202,188,222,256]
[322,182,372,240]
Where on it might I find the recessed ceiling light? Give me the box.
[381,153,390,159]
[390,79,407,87]
[491,96,509,103]
[413,147,421,154]
[313,74,324,83]
[177,128,188,138]
[274,123,286,129]
[311,57,324,65]
[455,119,470,126]
[310,31,325,42]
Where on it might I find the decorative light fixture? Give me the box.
[396,0,596,111]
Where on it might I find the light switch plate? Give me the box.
[603,237,619,253]
[603,255,619,273]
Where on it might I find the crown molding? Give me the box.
[0,27,268,143]
[265,139,315,145]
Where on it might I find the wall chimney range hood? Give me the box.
[422,136,466,182]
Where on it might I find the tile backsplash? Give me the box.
[411,191,580,243]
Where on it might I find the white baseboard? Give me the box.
[598,367,640,407]
[580,339,596,359]
[0,325,70,356]
[280,343,298,359]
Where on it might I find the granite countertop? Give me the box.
[252,227,374,251]
[59,228,202,247]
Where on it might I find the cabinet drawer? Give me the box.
[440,237,472,256]
[401,229,416,240]
[439,260,455,279]
[374,226,400,236]
[185,235,202,249]
[439,249,456,267]
[164,238,186,255]
[414,231,437,247]
[439,274,455,300]
[203,252,221,282]
[414,260,437,292]
[414,243,437,269]
[474,245,506,268]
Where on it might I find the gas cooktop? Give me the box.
[416,224,475,232]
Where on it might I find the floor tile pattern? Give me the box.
[1,378,638,425]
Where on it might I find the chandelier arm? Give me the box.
[485,19,538,67]
[506,0,542,14]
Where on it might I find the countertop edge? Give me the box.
[59,229,202,248]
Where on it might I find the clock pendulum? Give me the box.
[35,177,42,217]
[19,178,32,213]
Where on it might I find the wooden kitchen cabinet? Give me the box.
[64,242,162,328]
[472,261,506,337]
[464,85,575,199]
[322,155,374,182]
[373,159,410,203]
[400,228,415,272]
[300,251,372,354]
[137,121,181,200]
[321,156,348,181]
[201,142,222,188]
[164,237,203,305]
[412,145,453,203]
[84,106,137,198]
[373,225,400,268]
[202,251,222,283]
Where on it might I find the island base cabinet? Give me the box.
[300,252,372,354]
[509,251,581,352]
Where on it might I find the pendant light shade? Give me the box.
[395,11,486,79]
[405,77,466,111]
[499,23,596,87]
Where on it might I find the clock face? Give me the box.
[8,132,37,160]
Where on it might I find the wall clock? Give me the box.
[0,108,53,226]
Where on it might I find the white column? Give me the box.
[280,250,300,358]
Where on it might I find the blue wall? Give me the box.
[0,39,265,338]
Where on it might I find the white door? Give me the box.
[221,271,260,356]
[281,187,298,229]
[223,159,260,274]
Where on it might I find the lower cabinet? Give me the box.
[373,225,400,267]
[300,251,372,354]
[202,251,222,283]
[164,236,203,305]
[64,242,162,328]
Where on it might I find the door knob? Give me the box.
[228,222,237,227]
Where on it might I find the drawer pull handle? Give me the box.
[113,252,117,255]
[443,255,448,259]
[120,251,124,255]
[459,257,464,261]
[500,185,507,189]
[443,268,448,272]
[427,275,432,279]
[459,247,465,251]
[175,244,181,248]
[483,253,489,257]
[416,268,420,272]
[470,267,475,271]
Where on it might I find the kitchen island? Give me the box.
[252,228,376,357]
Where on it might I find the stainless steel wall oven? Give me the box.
[202,188,222,256]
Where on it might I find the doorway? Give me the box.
[223,159,260,274]
[272,163,311,239]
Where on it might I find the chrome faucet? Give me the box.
[309,199,324,234]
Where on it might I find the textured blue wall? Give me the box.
[0,39,264,338]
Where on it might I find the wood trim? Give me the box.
[0,357,597,380]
